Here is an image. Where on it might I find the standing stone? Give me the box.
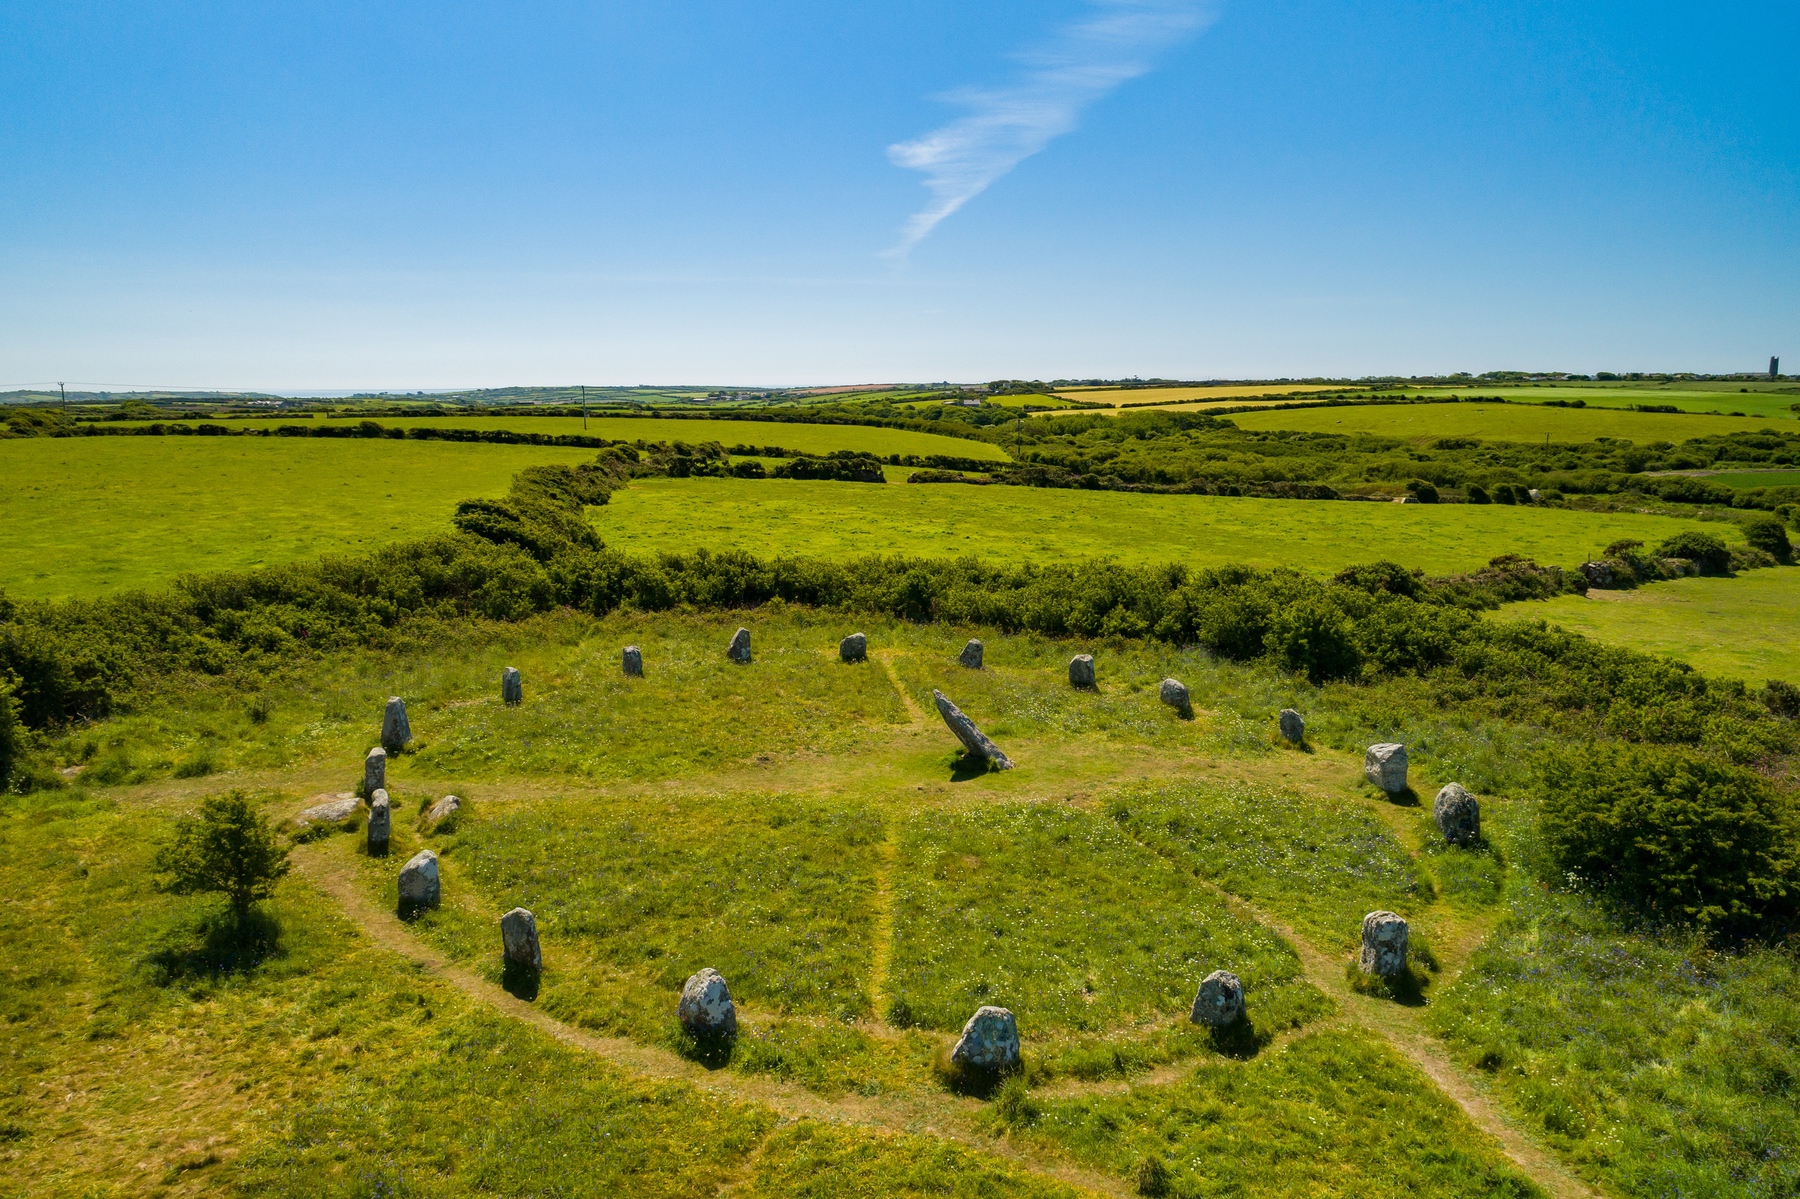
[950,1005,1021,1072]
[1279,709,1305,744]
[1159,678,1192,718]
[727,628,751,663]
[367,791,391,856]
[1069,654,1096,689]
[1364,743,1409,793]
[501,666,522,706]
[1433,783,1481,846]
[678,967,737,1037]
[622,646,644,677]
[500,907,542,971]
[398,849,440,910]
[1360,911,1409,977]
[291,794,362,832]
[959,639,984,669]
[840,632,868,663]
[363,746,386,797]
[1189,970,1244,1028]
[381,697,411,753]
[932,690,1015,770]
[423,794,461,829]
[1527,489,1542,503]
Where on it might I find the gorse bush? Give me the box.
[1535,743,1799,935]
[1653,530,1731,573]
[0,678,20,791]
[1742,514,1794,564]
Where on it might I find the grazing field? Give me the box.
[1506,567,1800,683]
[0,436,601,602]
[1230,403,1789,443]
[591,477,1737,576]
[1701,467,1800,488]
[1411,384,1800,420]
[1051,384,1355,406]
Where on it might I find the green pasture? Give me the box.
[0,436,600,602]
[1411,383,1800,420]
[1230,402,1790,443]
[592,477,1739,576]
[1702,467,1800,488]
[1506,566,1800,684]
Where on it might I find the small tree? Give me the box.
[0,678,20,793]
[1742,515,1793,564]
[155,792,291,924]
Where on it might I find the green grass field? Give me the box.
[1506,567,1800,684]
[1229,403,1790,443]
[1050,384,1354,406]
[591,477,1738,576]
[0,436,603,602]
[1702,467,1800,488]
[1410,384,1800,420]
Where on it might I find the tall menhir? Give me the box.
[1773,356,1781,379]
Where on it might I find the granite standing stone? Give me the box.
[1364,743,1409,793]
[292,794,362,831]
[1279,709,1305,744]
[381,697,411,753]
[932,690,1015,770]
[840,632,868,663]
[959,639,984,669]
[1360,910,1409,977]
[1189,970,1245,1027]
[502,666,522,706]
[363,746,386,796]
[727,627,752,663]
[500,907,542,971]
[622,645,644,677]
[1432,782,1481,846]
[950,1005,1021,1072]
[367,791,391,855]
[1069,654,1096,689]
[398,849,440,910]
[424,795,461,829]
[678,968,737,1037]
[1159,678,1193,718]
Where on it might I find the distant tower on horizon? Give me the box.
[1774,356,1782,379]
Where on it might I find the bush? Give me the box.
[1766,680,1800,720]
[1654,530,1731,574]
[1536,744,1799,935]
[1466,484,1491,504]
[0,678,19,791]
[1742,515,1794,564]
[1405,479,1440,504]
[155,791,292,924]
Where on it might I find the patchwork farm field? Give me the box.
[1230,402,1791,443]
[591,477,1737,576]
[1409,384,1800,420]
[1050,384,1355,406]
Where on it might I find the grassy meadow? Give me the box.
[1048,384,1356,407]
[1230,402,1792,443]
[591,476,1738,576]
[1408,383,1800,420]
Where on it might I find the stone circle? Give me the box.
[367,791,391,855]
[950,1005,1020,1072]
[678,967,737,1037]
[622,645,644,677]
[1159,677,1192,718]
[381,696,411,753]
[399,849,440,910]
[500,907,542,971]
[959,639,984,669]
[1432,782,1481,846]
[1189,969,1244,1027]
[1069,654,1096,689]
[1364,743,1409,793]
[502,666,522,706]
[1278,709,1305,744]
[840,632,868,662]
[1360,910,1409,977]
[727,627,751,663]
[932,689,1015,770]
[363,746,386,796]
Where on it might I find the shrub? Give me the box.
[1405,479,1440,504]
[1466,484,1491,504]
[1766,680,1800,720]
[1654,530,1731,574]
[1536,744,1799,935]
[0,678,19,791]
[1742,515,1793,564]
[155,791,292,924]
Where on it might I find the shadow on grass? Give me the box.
[1207,1015,1270,1060]
[397,899,438,924]
[501,960,541,1001]
[932,1044,1022,1099]
[1345,961,1431,1007]
[1381,786,1422,808]
[673,1026,735,1070]
[144,906,283,985]
[949,753,1004,782]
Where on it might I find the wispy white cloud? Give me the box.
[886,0,1215,256]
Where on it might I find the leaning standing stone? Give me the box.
[381,697,411,753]
[1279,709,1305,744]
[500,907,542,970]
[367,791,391,856]
[501,666,522,706]
[678,967,737,1037]
[951,1005,1020,1072]
[727,628,751,663]
[1360,911,1409,977]
[291,794,361,832]
[1159,678,1192,718]
[1364,743,1408,793]
[840,632,868,663]
[398,849,440,910]
[363,746,386,797]
[1189,970,1244,1027]
[1069,654,1096,689]
[959,639,984,669]
[932,690,1015,770]
[1433,783,1481,846]
[622,645,644,677]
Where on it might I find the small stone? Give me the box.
[1069,654,1096,689]
[959,639,984,669]
[678,967,737,1037]
[950,1005,1020,1072]
[381,697,411,753]
[1189,970,1244,1027]
[1279,709,1305,744]
[1159,678,1192,718]
[1360,911,1409,977]
[1527,488,1542,503]
[1433,783,1481,846]
[399,849,440,910]
[502,666,522,706]
[367,791,391,855]
[423,794,461,828]
[1364,743,1408,793]
[622,645,644,676]
[840,632,868,663]
[1396,495,1418,504]
[501,907,541,970]
[363,747,386,796]
[727,627,751,663]
[292,794,361,830]
[1581,561,1614,588]
[932,690,1015,770]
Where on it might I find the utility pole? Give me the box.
[58,382,65,410]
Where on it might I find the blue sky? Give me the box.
[1,1,1794,388]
